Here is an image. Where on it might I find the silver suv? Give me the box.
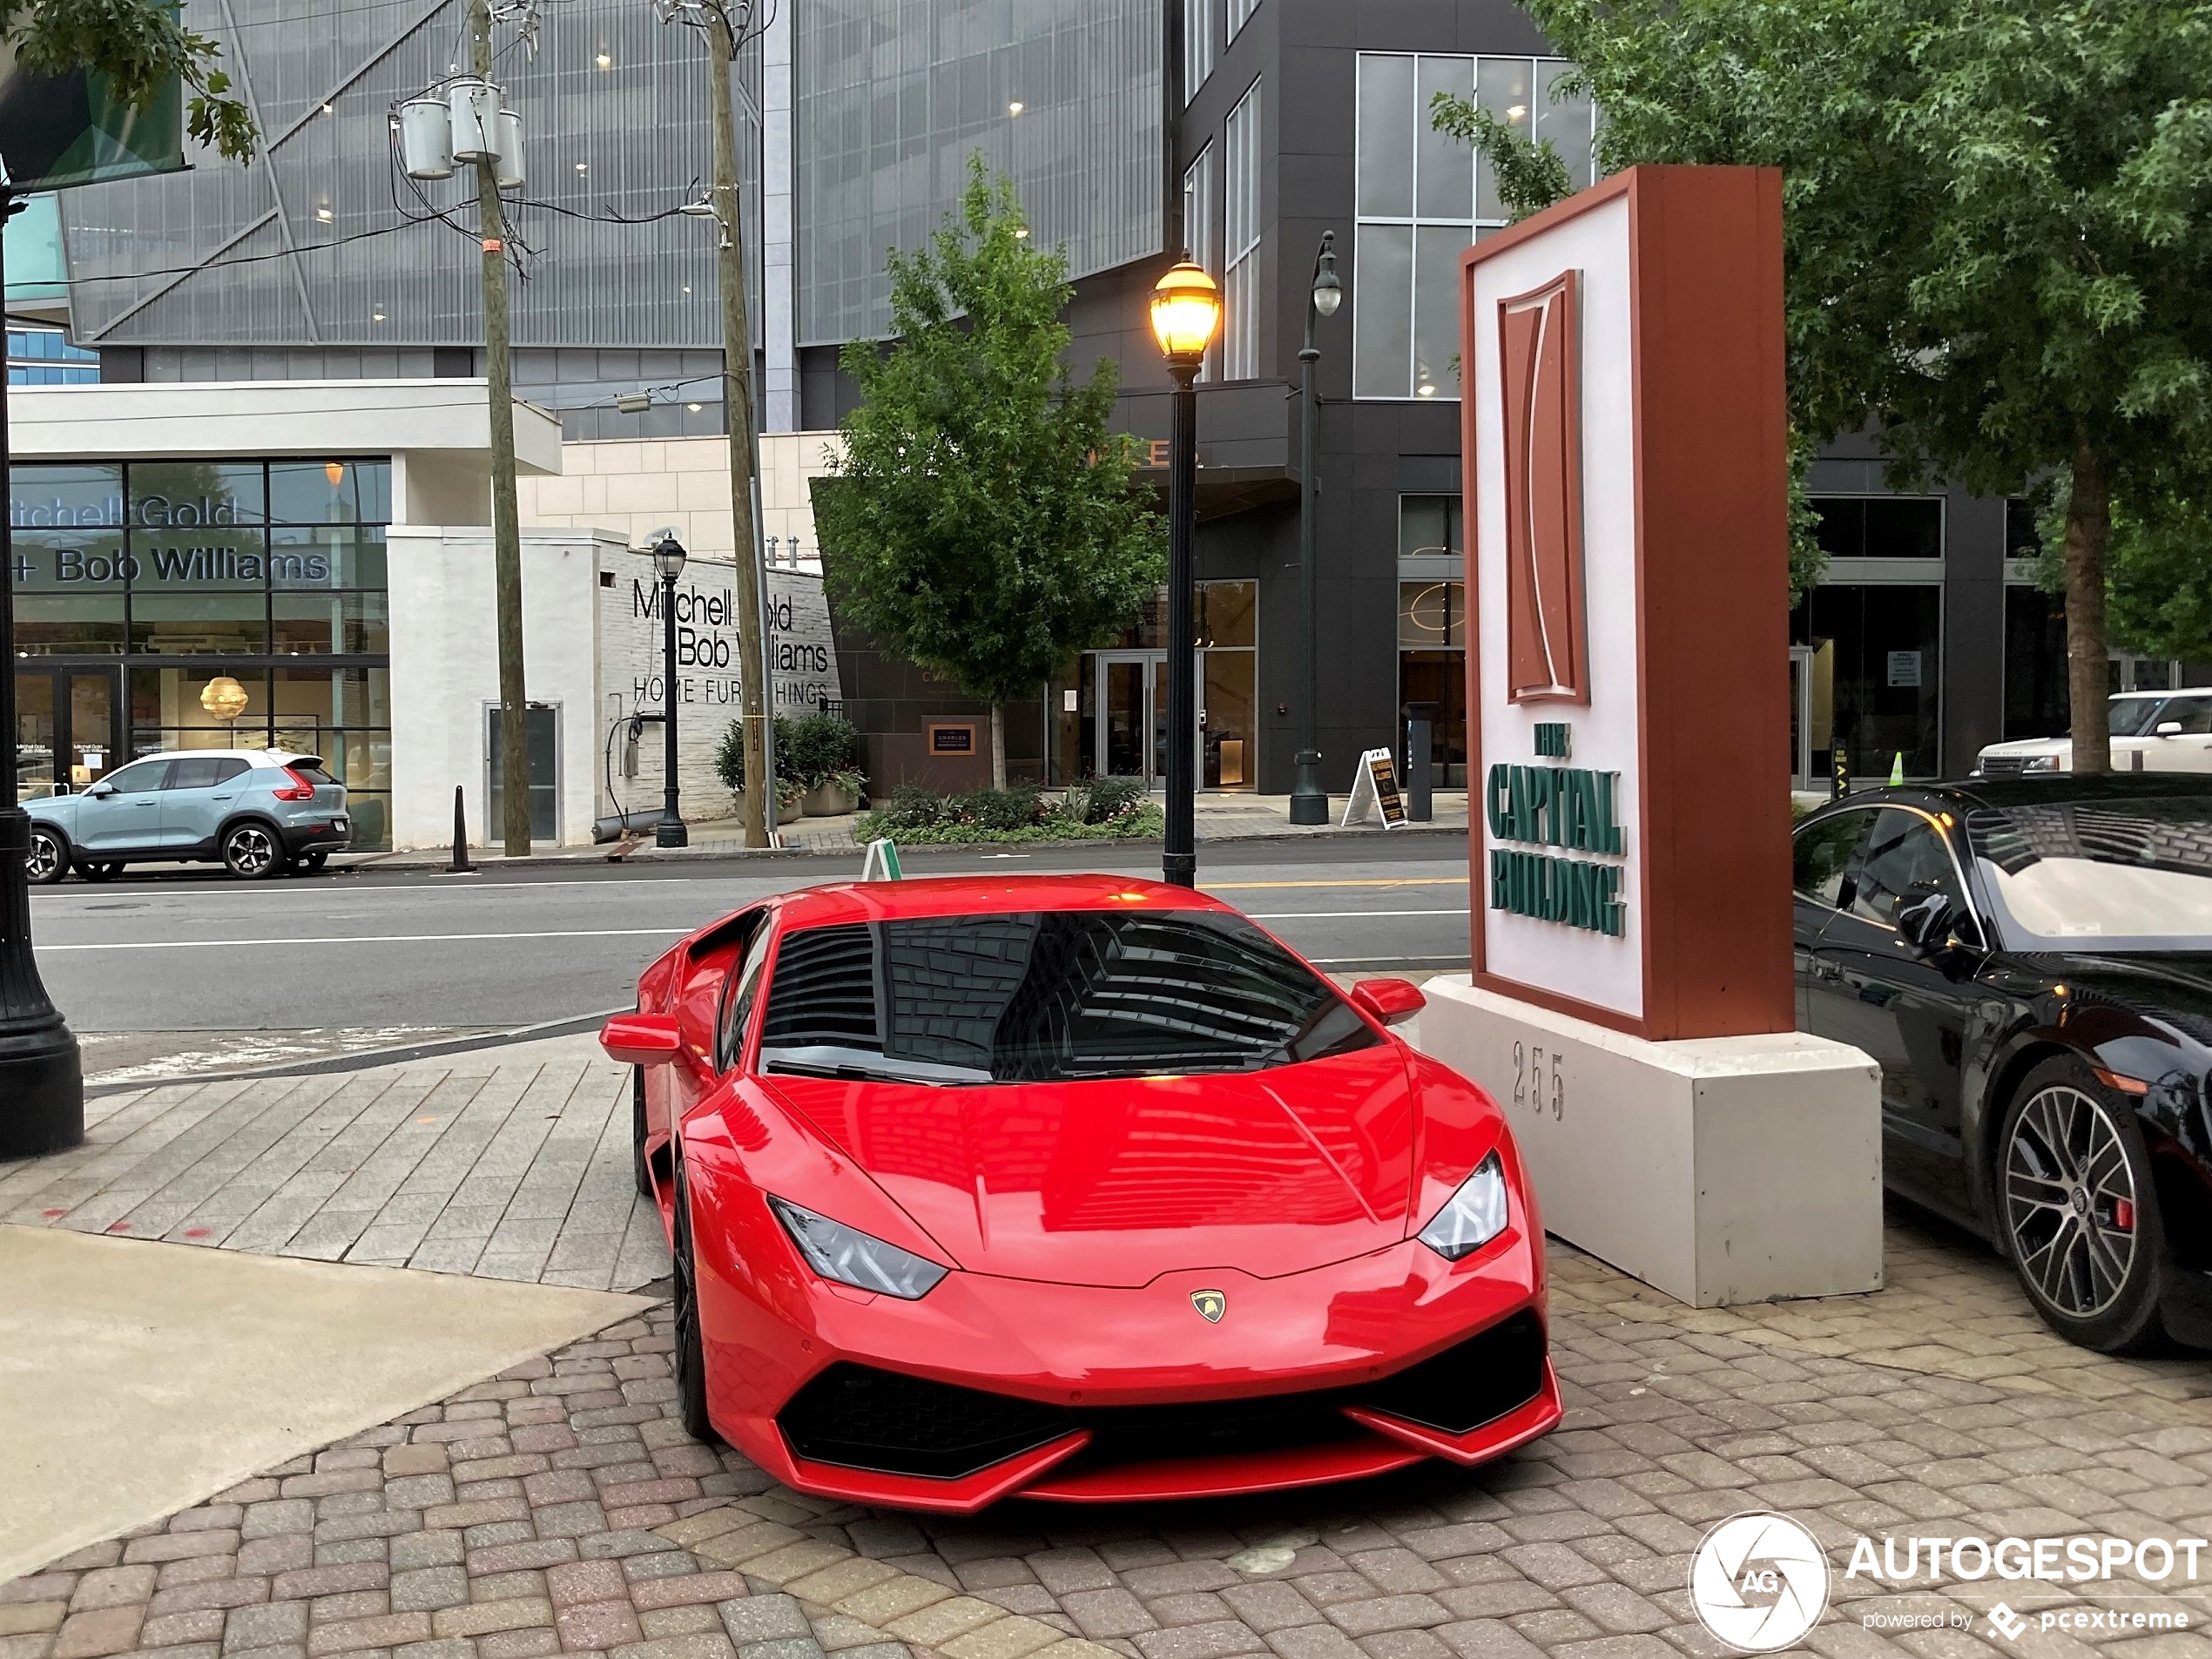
[24,749,350,883]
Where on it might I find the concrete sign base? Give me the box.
[1417,974,1884,1308]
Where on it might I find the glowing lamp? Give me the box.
[1149,261,1222,370]
[201,676,251,721]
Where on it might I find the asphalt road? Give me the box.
[31,833,1475,1042]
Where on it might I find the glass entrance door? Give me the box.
[1096,652,1169,786]
[15,667,118,803]
[1790,645,1815,790]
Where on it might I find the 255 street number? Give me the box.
[1512,1040,1564,1121]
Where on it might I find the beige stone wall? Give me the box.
[514,430,843,564]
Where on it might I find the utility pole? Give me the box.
[705,4,771,847]
[471,0,531,858]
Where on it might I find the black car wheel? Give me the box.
[2000,1055,2168,1352]
[303,850,329,871]
[25,827,68,886]
[77,861,121,883]
[670,1155,718,1444]
[222,822,285,880]
[632,1067,653,1198]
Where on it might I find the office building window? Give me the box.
[8,326,98,385]
[1353,53,1594,401]
[1185,0,1217,99]
[1228,0,1258,42]
[1183,144,1218,381]
[1792,584,1943,779]
[1811,496,1944,560]
[1399,494,1465,560]
[1224,78,1262,380]
[1399,581,1467,787]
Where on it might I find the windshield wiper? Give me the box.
[763,1059,953,1087]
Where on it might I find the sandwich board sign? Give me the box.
[1341,748,1406,829]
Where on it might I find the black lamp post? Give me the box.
[1289,232,1342,826]
[1149,260,1223,889]
[0,187,84,1156]
[653,533,690,848]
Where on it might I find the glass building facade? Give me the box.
[10,458,395,847]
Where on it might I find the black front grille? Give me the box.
[1359,1310,1548,1433]
[777,1312,1548,1483]
[779,1364,1075,1480]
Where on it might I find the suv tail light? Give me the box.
[271,766,318,801]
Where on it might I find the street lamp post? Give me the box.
[0,185,84,1157]
[1289,233,1342,826]
[653,534,690,849]
[1148,261,1223,889]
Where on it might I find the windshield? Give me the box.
[1966,799,2212,952]
[756,909,1379,1085]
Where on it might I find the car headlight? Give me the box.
[767,1196,948,1298]
[1416,1151,1510,1260]
[2023,755,2059,772]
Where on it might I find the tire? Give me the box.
[76,861,120,883]
[632,1066,653,1198]
[25,827,69,886]
[221,821,286,880]
[1999,1055,2169,1353]
[671,1155,717,1444]
[303,851,329,871]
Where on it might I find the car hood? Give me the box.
[761,1045,1420,1287]
[1979,737,2070,759]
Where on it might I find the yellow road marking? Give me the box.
[1202,877,1468,890]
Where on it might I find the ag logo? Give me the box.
[1689,1512,1830,1652]
[1190,1289,1226,1323]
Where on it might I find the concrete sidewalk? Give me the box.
[341,793,1473,870]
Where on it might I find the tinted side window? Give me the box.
[168,757,250,790]
[716,924,775,1072]
[2161,698,2212,735]
[1843,807,1968,929]
[1793,812,1871,907]
[292,764,338,786]
[105,759,172,793]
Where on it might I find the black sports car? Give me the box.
[1794,775,2212,1353]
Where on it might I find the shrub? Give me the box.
[713,713,803,795]
[950,786,1044,833]
[780,712,862,787]
[853,782,1163,846]
[1074,775,1146,824]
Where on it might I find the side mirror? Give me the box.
[84,781,115,799]
[1897,892,1954,954]
[2156,720,2185,737]
[1352,977,1426,1027]
[601,1012,683,1066]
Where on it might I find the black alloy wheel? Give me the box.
[222,822,285,880]
[2000,1055,2168,1352]
[631,1067,653,1198]
[25,827,68,886]
[671,1154,718,1444]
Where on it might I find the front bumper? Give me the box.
[691,1177,1557,1513]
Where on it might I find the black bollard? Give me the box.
[450,785,475,873]
[1402,702,1435,822]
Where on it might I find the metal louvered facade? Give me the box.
[59,0,762,355]
[794,0,1165,346]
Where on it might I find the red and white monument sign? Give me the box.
[1418,167,1882,1307]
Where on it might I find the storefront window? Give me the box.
[12,457,395,846]
[1792,584,1942,779]
[1399,496,1464,559]
[1811,496,1944,560]
[2004,586,2068,739]
[1398,579,1467,786]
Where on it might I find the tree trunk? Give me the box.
[990,705,1008,791]
[2061,442,2113,774]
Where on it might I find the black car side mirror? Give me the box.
[1897,892,1953,953]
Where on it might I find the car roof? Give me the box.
[765,873,1235,933]
[125,748,316,765]
[1805,774,2212,819]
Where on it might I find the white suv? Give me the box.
[1975,690,2212,775]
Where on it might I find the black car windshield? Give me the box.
[755,909,1379,1084]
[1966,798,2212,951]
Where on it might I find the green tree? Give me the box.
[816,156,1163,786]
[1438,0,2212,771]
[5,0,255,163]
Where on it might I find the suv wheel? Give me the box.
[77,861,121,883]
[221,822,285,880]
[2000,1055,2168,1352]
[25,827,68,885]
